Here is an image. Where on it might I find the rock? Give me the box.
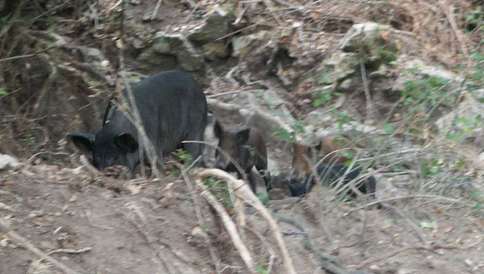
[27,260,60,274]
[302,108,384,145]
[399,58,463,83]
[392,59,481,145]
[150,33,183,54]
[67,45,113,86]
[471,88,484,102]
[233,30,299,85]
[188,9,234,44]
[435,94,483,144]
[0,154,19,171]
[232,31,283,76]
[316,52,359,86]
[340,22,398,66]
[232,31,272,58]
[191,226,208,240]
[177,51,204,72]
[201,41,229,60]
[77,46,104,64]
[138,32,203,72]
[392,58,463,96]
[303,108,334,129]
[245,89,298,138]
[339,78,354,91]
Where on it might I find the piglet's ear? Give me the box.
[67,133,95,154]
[236,128,250,144]
[114,133,138,153]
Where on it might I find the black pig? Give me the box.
[214,121,268,193]
[274,163,376,199]
[68,70,207,173]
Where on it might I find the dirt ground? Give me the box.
[1,163,483,274]
[1,0,483,273]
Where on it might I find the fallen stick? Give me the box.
[196,168,297,274]
[194,173,257,273]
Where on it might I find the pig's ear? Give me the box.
[67,133,95,154]
[236,128,250,144]
[114,133,138,153]
[214,121,223,138]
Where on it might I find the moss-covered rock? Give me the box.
[137,32,204,72]
[188,10,235,44]
[340,22,399,67]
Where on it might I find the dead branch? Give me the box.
[183,139,249,239]
[194,171,257,273]
[207,89,261,99]
[359,61,376,123]
[32,55,58,115]
[150,0,163,20]
[47,247,92,256]
[227,177,247,240]
[117,73,162,177]
[196,168,297,274]
[437,0,470,67]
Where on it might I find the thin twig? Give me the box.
[117,0,160,178]
[207,89,260,98]
[150,0,163,20]
[47,247,92,256]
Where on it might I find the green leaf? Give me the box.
[419,221,437,229]
[256,266,269,274]
[383,123,395,134]
[257,192,270,205]
[0,88,7,97]
[273,128,295,142]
